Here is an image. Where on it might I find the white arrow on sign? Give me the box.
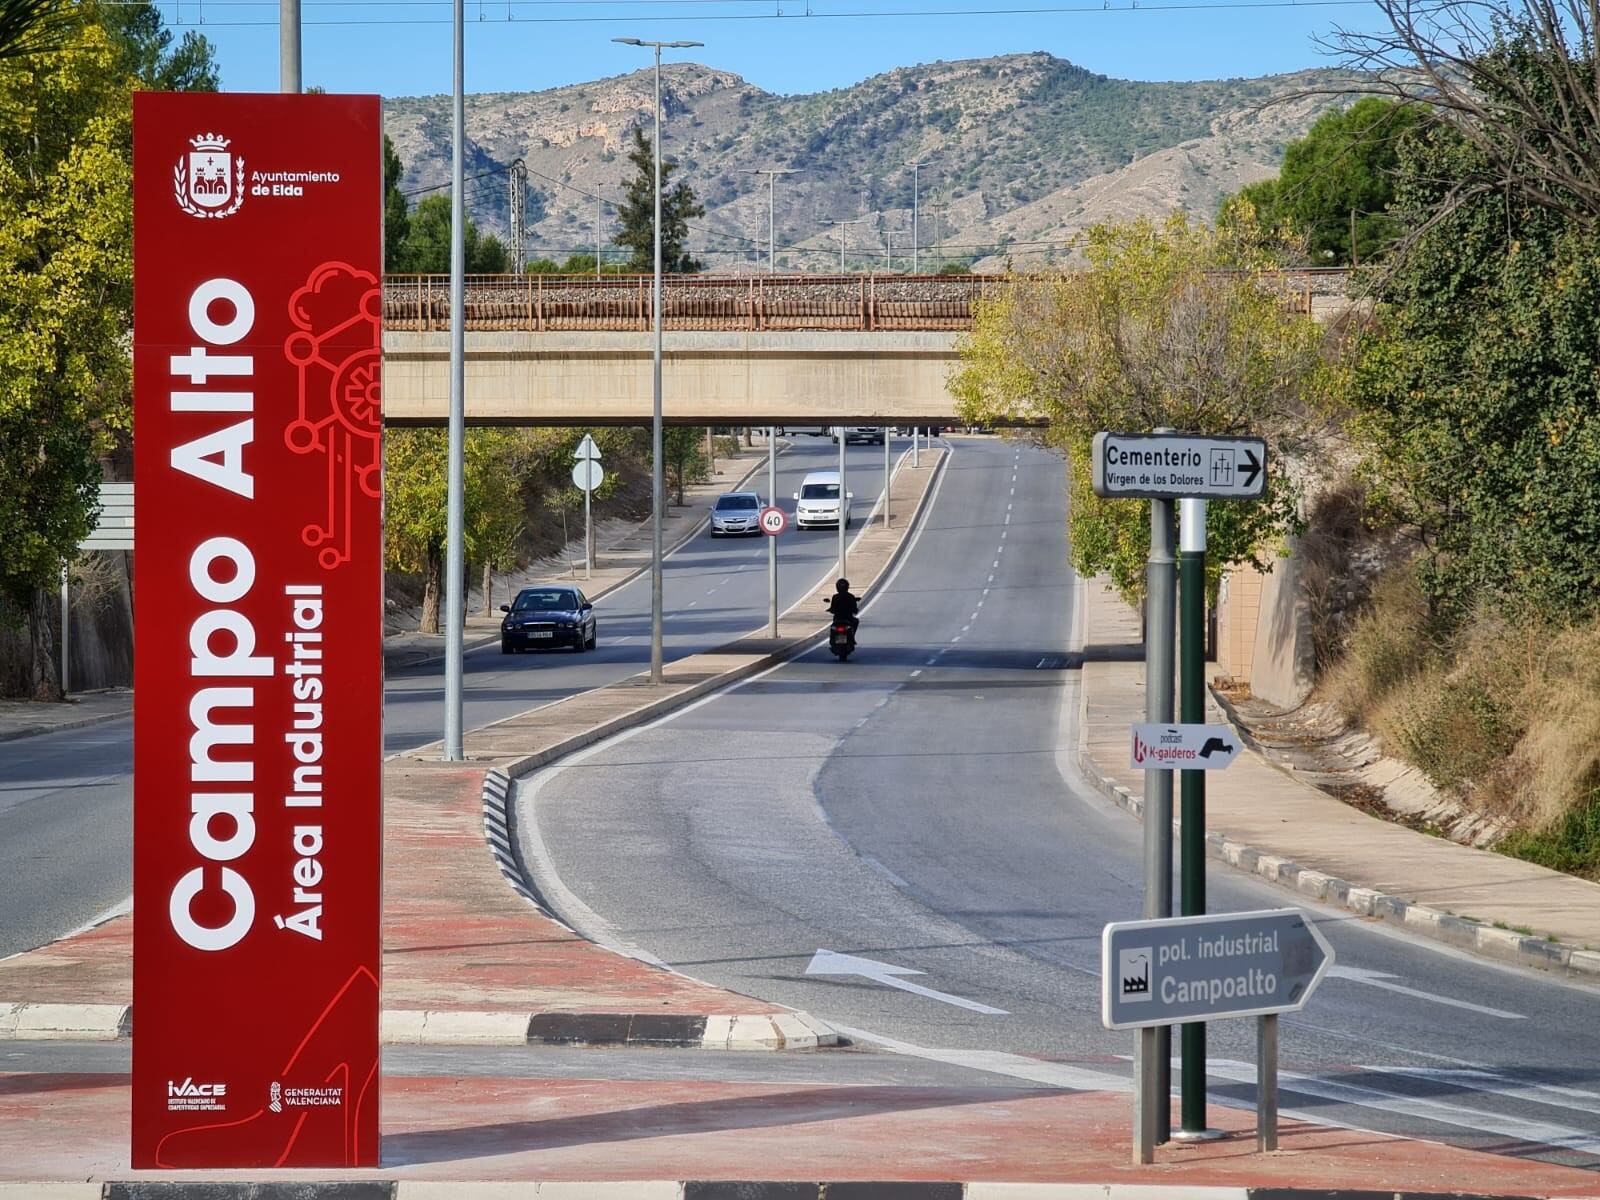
[804,949,1008,1014]
[1130,722,1241,770]
[575,433,601,461]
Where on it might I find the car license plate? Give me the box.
[531,631,553,638]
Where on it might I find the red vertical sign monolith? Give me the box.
[132,92,384,1169]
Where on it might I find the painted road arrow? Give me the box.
[1102,908,1333,1030]
[805,949,1008,1015]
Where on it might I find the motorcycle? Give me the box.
[828,616,857,661]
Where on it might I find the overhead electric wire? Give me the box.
[126,0,1372,26]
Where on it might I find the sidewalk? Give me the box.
[1075,578,1600,976]
[5,1071,1600,1193]
[0,447,948,1051]
[0,688,132,742]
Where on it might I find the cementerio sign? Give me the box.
[1091,432,1268,501]
[132,92,384,1170]
[1101,908,1333,1031]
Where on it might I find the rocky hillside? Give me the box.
[383,53,1355,272]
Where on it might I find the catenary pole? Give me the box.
[442,0,467,760]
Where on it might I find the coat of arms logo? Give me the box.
[174,133,245,219]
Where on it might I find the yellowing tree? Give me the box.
[0,17,132,698]
[952,213,1335,602]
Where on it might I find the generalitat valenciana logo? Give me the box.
[175,133,245,219]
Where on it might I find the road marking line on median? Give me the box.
[835,1025,1128,1092]
[925,657,937,666]
[992,560,1000,569]
[987,574,994,584]
[1205,1058,1600,1155]
[910,669,923,678]
[1329,965,1526,1019]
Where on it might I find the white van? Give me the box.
[794,470,852,530]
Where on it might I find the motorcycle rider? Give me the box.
[827,578,860,644]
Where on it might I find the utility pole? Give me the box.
[508,159,527,273]
[596,197,603,278]
[747,168,798,273]
[614,36,703,685]
[279,0,301,91]
[828,217,865,273]
[906,158,936,273]
[443,0,466,759]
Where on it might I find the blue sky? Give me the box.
[157,0,1385,98]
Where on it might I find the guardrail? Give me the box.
[381,269,1352,334]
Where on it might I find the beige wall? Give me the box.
[382,330,966,425]
[1216,566,1264,685]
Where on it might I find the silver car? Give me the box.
[710,491,763,536]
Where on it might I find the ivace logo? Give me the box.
[166,1077,229,1112]
[174,133,245,220]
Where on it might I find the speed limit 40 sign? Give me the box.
[759,506,788,536]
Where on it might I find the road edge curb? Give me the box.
[5,1179,1585,1199]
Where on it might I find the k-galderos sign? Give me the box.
[132,93,383,1169]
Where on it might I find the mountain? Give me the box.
[382,53,1355,272]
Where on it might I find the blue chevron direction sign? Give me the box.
[1102,908,1334,1030]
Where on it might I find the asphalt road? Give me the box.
[521,436,1600,1171]
[0,434,900,960]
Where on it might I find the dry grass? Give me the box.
[1322,567,1600,876]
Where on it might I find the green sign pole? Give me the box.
[1178,497,1219,1141]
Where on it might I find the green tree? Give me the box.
[0,14,134,698]
[952,213,1332,603]
[393,192,507,273]
[1219,98,1422,265]
[0,0,73,59]
[98,0,217,90]
[1348,111,1600,622]
[660,426,707,506]
[613,126,704,274]
[384,429,529,633]
[383,135,409,272]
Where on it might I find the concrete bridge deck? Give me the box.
[379,270,1353,425]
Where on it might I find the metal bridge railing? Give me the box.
[381,269,1351,334]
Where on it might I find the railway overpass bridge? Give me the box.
[379,270,1352,426]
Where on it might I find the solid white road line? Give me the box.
[1330,965,1526,1019]
[835,1024,1131,1093]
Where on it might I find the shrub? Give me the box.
[1322,567,1435,724]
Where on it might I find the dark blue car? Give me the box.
[500,585,597,654]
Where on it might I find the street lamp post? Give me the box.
[441,0,467,759]
[614,36,702,686]
[746,167,797,273]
